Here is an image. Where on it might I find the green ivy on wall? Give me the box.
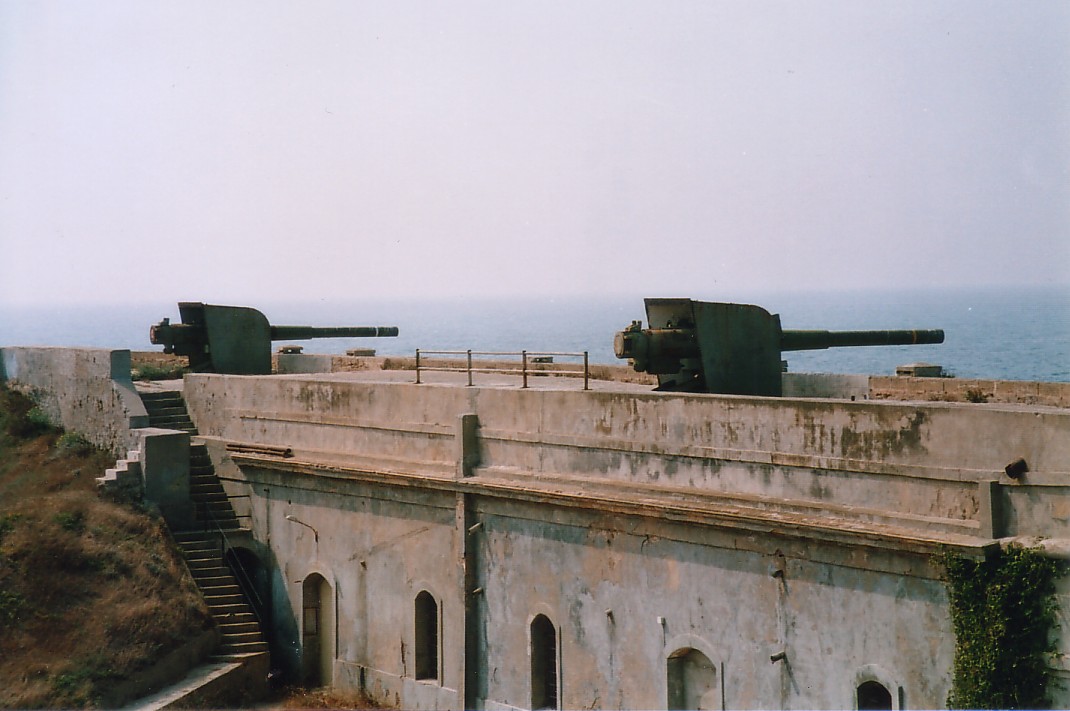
[940,545,1061,709]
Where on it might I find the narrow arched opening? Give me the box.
[530,614,558,710]
[414,590,439,681]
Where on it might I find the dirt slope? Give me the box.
[0,385,212,709]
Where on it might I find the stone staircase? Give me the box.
[139,390,199,434]
[173,530,269,658]
[96,448,143,497]
[136,389,269,660]
[188,443,243,532]
[178,440,266,658]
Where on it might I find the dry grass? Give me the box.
[261,686,378,709]
[0,385,213,709]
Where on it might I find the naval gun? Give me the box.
[614,299,944,396]
[150,302,399,375]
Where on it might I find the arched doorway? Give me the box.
[667,647,719,710]
[302,573,334,686]
[857,680,893,710]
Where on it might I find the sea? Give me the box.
[1,286,1067,383]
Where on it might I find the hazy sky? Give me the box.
[1,1,1068,307]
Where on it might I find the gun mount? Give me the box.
[614,299,944,396]
[150,302,399,375]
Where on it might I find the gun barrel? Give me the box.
[780,329,944,352]
[269,325,400,341]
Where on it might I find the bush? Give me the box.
[0,387,57,439]
[54,510,86,534]
[0,590,26,626]
[0,514,17,542]
[131,363,188,381]
[941,545,1061,709]
[56,432,94,457]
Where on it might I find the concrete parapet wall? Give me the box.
[0,347,149,455]
[183,374,1070,543]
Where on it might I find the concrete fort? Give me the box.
[178,369,1070,710]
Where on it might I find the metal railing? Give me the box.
[415,349,590,390]
[198,501,267,631]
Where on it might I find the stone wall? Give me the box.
[182,372,1070,708]
[0,347,149,455]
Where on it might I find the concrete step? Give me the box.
[145,405,188,417]
[190,489,227,501]
[139,391,185,403]
[190,479,221,492]
[202,581,242,593]
[194,574,238,588]
[215,611,258,626]
[188,559,227,572]
[219,621,262,637]
[220,640,270,654]
[149,415,195,426]
[206,601,255,616]
[221,630,265,645]
[197,507,238,520]
[177,541,217,555]
[171,533,210,543]
[195,515,239,528]
[204,593,246,607]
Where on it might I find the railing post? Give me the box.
[415,349,422,384]
[522,350,528,389]
[583,351,589,391]
[467,349,473,387]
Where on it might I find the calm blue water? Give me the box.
[1,287,1067,382]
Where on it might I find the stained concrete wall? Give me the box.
[182,373,1070,709]
[0,347,148,455]
[782,373,871,400]
[185,375,1070,540]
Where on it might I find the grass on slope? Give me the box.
[0,385,213,709]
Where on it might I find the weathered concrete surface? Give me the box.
[138,428,192,527]
[782,373,871,400]
[0,347,149,454]
[179,370,1070,709]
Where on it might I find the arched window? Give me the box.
[857,680,893,710]
[530,614,558,710]
[414,591,439,681]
